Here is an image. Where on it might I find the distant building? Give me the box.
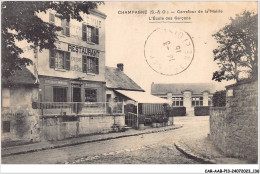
[151,83,216,114]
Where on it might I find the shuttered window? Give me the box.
[82,24,99,44]
[86,56,99,74]
[49,50,70,70]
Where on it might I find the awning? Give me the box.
[115,90,170,104]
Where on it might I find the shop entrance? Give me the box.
[72,87,81,114]
[73,87,81,102]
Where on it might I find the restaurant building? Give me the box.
[33,9,107,105]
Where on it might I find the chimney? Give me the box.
[117,63,124,71]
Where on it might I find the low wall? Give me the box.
[210,80,258,163]
[1,108,40,146]
[41,114,125,141]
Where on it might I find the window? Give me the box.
[62,20,70,37]
[82,24,99,44]
[82,55,99,74]
[53,87,67,102]
[3,121,10,133]
[208,96,213,106]
[50,50,70,70]
[2,88,10,107]
[49,12,70,37]
[172,97,183,106]
[192,97,203,106]
[85,89,97,102]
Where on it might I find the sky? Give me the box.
[98,1,257,93]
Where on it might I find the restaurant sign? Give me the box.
[68,44,100,58]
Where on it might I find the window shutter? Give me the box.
[49,13,55,24]
[65,52,70,70]
[61,20,66,35]
[91,27,95,43]
[82,55,87,73]
[65,20,70,37]
[49,50,55,68]
[95,58,99,74]
[95,28,99,44]
[82,24,87,41]
[86,56,90,73]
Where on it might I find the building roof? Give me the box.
[105,66,144,91]
[89,9,107,19]
[151,83,216,95]
[115,90,170,104]
[2,67,38,86]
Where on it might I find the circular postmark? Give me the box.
[144,28,194,76]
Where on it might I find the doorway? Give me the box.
[72,87,81,114]
[73,87,81,102]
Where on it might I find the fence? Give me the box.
[125,112,137,128]
[33,102,123,116]
[139,103,166,115]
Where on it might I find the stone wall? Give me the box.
[210,80,258,163]
[1,86,40,146]
[41,114,125,141]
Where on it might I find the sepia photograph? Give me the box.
[1,1,259,173]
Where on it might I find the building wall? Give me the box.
[1,86,40,146]
[36,10,105,81]
[160,91,212,115]
[41,114,125,141]
[210,80,258,163]
[183,91,192,109]
[19,10,107,103]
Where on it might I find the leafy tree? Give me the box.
[212,11,257,82]
[212,90,226,107]
[2,1,103,77]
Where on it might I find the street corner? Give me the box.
[174,139,216,164]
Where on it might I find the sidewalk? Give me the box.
[175,136,250,164]
[2,124,182,157]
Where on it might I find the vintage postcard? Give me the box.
[1,1,258,173]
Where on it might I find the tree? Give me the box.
[2,1,103,78]
[212,11,258,82]
[212,90,226,107]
